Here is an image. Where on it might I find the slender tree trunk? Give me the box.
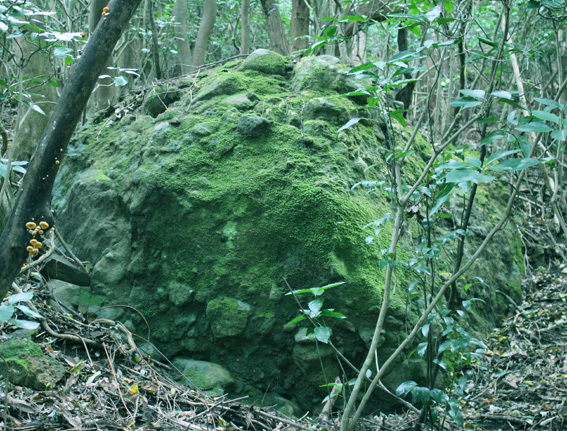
[351,26,366,66]
[148,0,162,79]
[174,0,192,73]
[89,0,117,109]
[394,27,416,111]
[290,0,309,53]
[315,0,336,56]
[0,0,142,298]
[192,0,217,70]
[259,0,289,56]
[240,0,250,55]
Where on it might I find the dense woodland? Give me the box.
[1,0,567,429]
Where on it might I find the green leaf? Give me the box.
[113,76,128,87]
[417,342,428,357]
[284,315,306,326]
[9,319,40,330]
[0,304,15,322]
[286,281,344,296]
[389,110,406,126]
[15,304,43,319]
[429,183,455,216]
[314,326,331,343]
[54,32,81,41]
[53,47,72,57]
[438,339,454,353]
[551,129,567,142]
[320,309,347,319]
[7,292,33,304]
[489,158,540,171]
[324,25,337,38]
[308,299,323,317]
[460,89,485,99]
[445,169,494,184]
[534,97,560,108]
[338,117,363,132]
[425,5,442,21]
[339,15,366,22]
[348,63,375,73]
[465,157,481,168]
[31,104,45,115]
[396,380,417,396]
[487,149,520,164]
[437,159,472,170]
[389,50,417,62]
[491,90,513,99]
[532,110,560,124]
[478,37,498,47]
[450,97,482,108]
[515,122,553,133]
[412,386,431,403]
[481,133,505,145]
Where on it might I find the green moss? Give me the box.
[54,52,522,410]
[206,297,250,337]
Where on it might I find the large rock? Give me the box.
[0,337,65,390]
[172,358,235,394]
[53,51,522,410]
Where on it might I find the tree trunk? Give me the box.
[0,0,142,298]
[89,0,117,109]
[394,27,416,111]
[240,0,250,55]
[290,0,309,53]
[148,0,162,79]
[174,0,192,73]
[192,0,217,70]
[351,26,366,66]
[314,0,336,56]
[259,0,289,56]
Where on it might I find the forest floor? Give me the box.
[371,262,567,431]
[1,252,566,430]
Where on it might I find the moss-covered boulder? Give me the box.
[172,358,235,394]
[0,337,65,390]
[52,50,522,410]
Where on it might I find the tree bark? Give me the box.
[240,0,250,55]
[174,0,192,73]
[148,0,162,79]
[89,0,117,109]
[290,0,309,53]
[394,27,416,111]
[192,0,218,70]
[0,0,142,298]
[259,0,289,56]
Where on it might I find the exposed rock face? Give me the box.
[52,50,522,410]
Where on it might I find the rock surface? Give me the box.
[52,49,522,410]
[0,337,65,390]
